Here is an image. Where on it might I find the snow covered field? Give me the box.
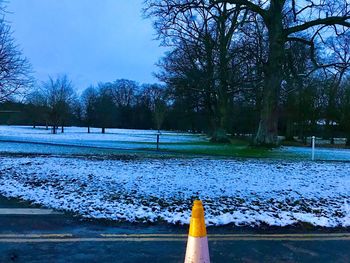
[278,146,350,161]
[1,126,350,161]
[0,156,349,227]
[0,126,222,155]
[0,125,349,228]
[0,126,206,147]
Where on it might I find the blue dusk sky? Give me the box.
[7,0,166,92]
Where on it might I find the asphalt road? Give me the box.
[0,197,349,263]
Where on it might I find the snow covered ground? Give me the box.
[1,126,350,161]
[278,146,350,161]
[0,126,206,147]
[0,156,349,227]
[0,125,349,228]
[0,125,218,154]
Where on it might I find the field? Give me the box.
[0,126,349,228]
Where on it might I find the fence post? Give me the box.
[156,131,161,151]
[312,136,315,161]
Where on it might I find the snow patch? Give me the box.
[0,156,349,227]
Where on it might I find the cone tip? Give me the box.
[193,200,203,206]
[189,199,207,237]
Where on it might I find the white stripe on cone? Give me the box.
[184,236,210,263]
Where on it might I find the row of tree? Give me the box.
[0,71,346,145]
[144,0,350,145]
[25,77,168,134]
[1,0,350,146]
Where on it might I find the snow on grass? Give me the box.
[0,126,207,147]
[279,146,350,161]
[0,156,349,227]
[2,126,350,161]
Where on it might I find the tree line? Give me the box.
[0,71,349,146]
[144,0,350,145]
[20,77,168,134]
[1,0,350,146]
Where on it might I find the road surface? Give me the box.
[0,197,349,262]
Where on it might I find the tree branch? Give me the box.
[213,0,267,19]
[286,16,350,35]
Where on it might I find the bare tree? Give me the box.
[215,0,350,145]
[26,89,48,129]
[0,3,32,102]
[81,86,98,133]
[42,75,76,134]
[146,0,350,145]
[321,33,350,143]
[340,78,350,145]
[106,79,138,108]
[142,84,167,130]
[145,0,245,141]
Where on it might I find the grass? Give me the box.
[138,138,301,159]
[0,128,303,159]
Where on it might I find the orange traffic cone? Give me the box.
[184,200,210,263]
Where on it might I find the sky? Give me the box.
[7,0,166,92]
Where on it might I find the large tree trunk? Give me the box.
[217,76,230,142]
[203,37,220,140]
[102,127,105,134]
[218,26,230,135]
[254,51,283,146]
[255,80,280,146]
[254,2,284,146]
[88,126,90,133]
[211,16,231,143]
[213,82,230,143]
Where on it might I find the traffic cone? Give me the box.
[184,200,210,263]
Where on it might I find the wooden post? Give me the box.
[312,136,315,161]
[156,134,160,151]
